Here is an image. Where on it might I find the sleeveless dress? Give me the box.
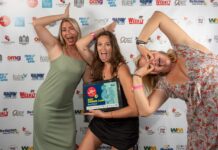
[156,44,218,150]
[33,53,86,150]
[89,78,139,150]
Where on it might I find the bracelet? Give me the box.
[90,32,96,39]
[136,37,147,45]
[132,84,143,91]
[133,73,142,78]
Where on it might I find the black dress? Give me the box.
[89,78,139,150]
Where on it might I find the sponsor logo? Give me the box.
[20,90,36,99]
[12,110,24,116]
[7,56,21,61]
[156,0,171,5]
[209,18,218,24]
[0,129,19,134]
[79,17,89,26]
[14,17,25,27]
[0,16,10,27]
[40,56,49,62]
[3,91,17,99]
[112,18,126,25]
[120,36,133,43]
[25,55,35,63]
[171,128,184,133]
[176,145,186,150]
[174,0,186,5]
[140,0,153,5]
[13,74,28,81]
[190,0,205,5]
[144,146,157,150]
[107,0,116,7]
[145,126,155,135]
[20,146,33,150]
[122,0,136,6]
[31,73,44,80]
[1,35,15,44]
[19,35,29,45]
[0,108,8,117]
[27,110,33,116]
[27,0,38,8]
[74,0,84,8]
[89,0,103,5]
[0,73,8,81]
[22,127,32,136]
[158,126,167,135]
[42,0,52,8]
[160,145,173,150]
[8,145,18,150]
[128,16,144,24]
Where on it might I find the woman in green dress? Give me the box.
[32,4,90,150]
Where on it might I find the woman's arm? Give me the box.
[138,11,209,54]
[76,22,116,66]
[133,75,167,116]
[32,4,70,54]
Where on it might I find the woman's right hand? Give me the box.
[64,3,70,18]
[135,61,154,77]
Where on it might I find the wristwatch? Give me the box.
[136,37,147,46]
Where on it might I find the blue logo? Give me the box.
[31,73,44,80]
[42,0,52,8]
[3,92,17,99]
[15,17,25,27]
[25,55,35,63]
[0,73,8,81]
[112,18,126,25]
[79,17,89,26]
[107,0,116,7]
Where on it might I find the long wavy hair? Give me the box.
[92,31,125,81]
[136,49,177,93]
[57,18,81,47]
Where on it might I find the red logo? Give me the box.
[0,16,11,27]
[87,87,96,97]
[27,0,38,8]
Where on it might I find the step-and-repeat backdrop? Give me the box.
[0,0,218,150]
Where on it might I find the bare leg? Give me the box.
[78,129,102,150]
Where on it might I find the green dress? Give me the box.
[33,53,86,150]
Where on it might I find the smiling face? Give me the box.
[138,51,172,74]
[61,21,78,46]
[96,35,112,63]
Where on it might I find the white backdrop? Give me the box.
[0,0,218,150]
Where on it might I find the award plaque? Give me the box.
[83,78,123,112]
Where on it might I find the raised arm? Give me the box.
[32,4,70,53]
[137,11,209,54]
[133,64,167,116]
[76,22,116,66]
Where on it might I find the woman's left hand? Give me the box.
[104,22,117,33]
[84,110,107,118]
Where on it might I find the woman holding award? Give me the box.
[76,23,139,150]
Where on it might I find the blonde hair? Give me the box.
[58,18,81,47]
[135,49,177,93]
